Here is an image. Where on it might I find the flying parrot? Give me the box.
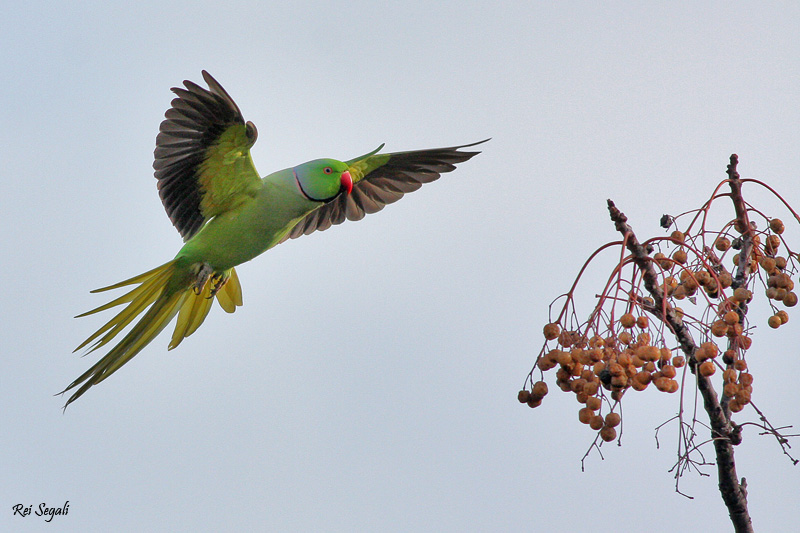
[62,71,485,408]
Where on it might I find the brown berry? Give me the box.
[672,249,688,264]
[736,392,752,406]
[636,316,649,329]
[620,313,636,328]
[532,381,549,398]
[527,397,543,408]
[671,230,685,243]
[570,378,586,394]
[736,388,752,405]
[543,322,560,340]
[653,376,670,392]
[733,287,751,302]
[579,407,594,424]
[538,356,556,371]
[604,412,621,428]
[723,369,737,383]
[711,320,728,337]
[738,335,752,350]
[600,425,617,442]
[661,365,677,379]
[654,252,672,270]
[768,315,782,329]
[696,271,711,287]
[727,322,744,337]
[618,331,633,345]
[783,292,798,307]
[585,396,602,411]
[770,218,785,234]
[699,361,716,377]
[636,345,659,362]
[558,330,574,348]
[766,234,781,252]
[589,415,604,430]
[777,310,789,324]
[556,350,572,366]
[672,355,686,368]
[634,370,652,385]
[609,362,624,377]
[715,236,731,251]
[589,335,605,348]
[701,341,718,359]
[722,349,736,365]
[723,311,739,325]
[760,257,777,273]
[610,375,628,388]
[518,390,531,403]
[673,285,687,300]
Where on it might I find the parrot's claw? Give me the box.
[208,272,228,299]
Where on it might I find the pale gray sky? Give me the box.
[3,1,799,531]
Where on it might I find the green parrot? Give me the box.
[62,71,485,408]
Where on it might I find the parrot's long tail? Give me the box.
[61,260,243,409]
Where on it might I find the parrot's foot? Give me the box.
[191,263,229,298]
[191,263,214,295]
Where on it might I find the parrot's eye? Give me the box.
[323,167,333,174]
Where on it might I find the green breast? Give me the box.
[175,168,319,270]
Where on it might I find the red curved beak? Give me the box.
[340,170,353,195]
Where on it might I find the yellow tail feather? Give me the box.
[216,268,243,313]
[73,264,176,353]
[75,263,174,319]
[89,262,176,293]
[63,262,244,409]
[169,280,214,350]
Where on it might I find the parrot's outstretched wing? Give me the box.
[283,139,488,240]
[154,70,262,241]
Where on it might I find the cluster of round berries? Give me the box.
[751,220,797,326]
[520,216,795,440]
[520,318,686,442]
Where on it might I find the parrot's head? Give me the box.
[293,159,353,202]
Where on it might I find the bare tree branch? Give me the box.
[607,181,754,532]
